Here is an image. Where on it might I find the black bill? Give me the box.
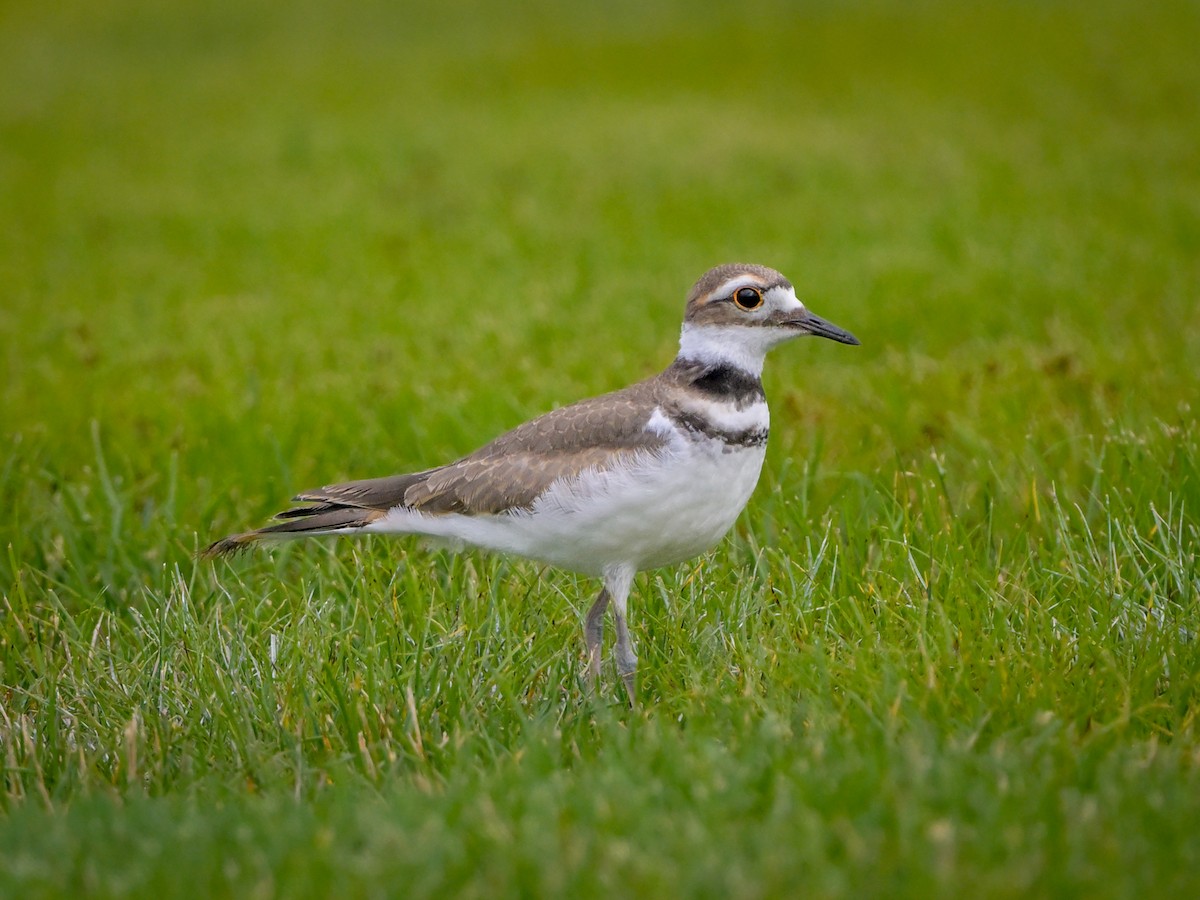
[794,308,860,346]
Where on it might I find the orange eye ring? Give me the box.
[733,286,764,310]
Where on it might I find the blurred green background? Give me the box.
[5,0,1195,480]
[2,0,1198,896]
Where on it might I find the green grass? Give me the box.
[3,0,1199,895]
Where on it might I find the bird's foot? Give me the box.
[617,650,638,708]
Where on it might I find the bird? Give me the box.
[204,263,860,700]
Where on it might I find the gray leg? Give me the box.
[584,587,609,691]
[603,564,637,705]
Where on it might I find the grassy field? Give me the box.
[2,0,1199,895]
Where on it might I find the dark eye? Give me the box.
[733,287,764,310]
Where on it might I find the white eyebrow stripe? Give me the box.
[769,285,806,310]
[709,276,770,300]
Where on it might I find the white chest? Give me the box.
[515,403,769,573]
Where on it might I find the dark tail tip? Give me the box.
[199,532,259,560]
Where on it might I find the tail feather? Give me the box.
[202,505,386,559]
[272,502,341,519]
[201,532,261,559]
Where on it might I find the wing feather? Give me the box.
[403,381,669,514]
[204,377,675,556]
[273,379,668,520]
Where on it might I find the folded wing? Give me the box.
[203,380,669,556]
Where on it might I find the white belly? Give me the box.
[516,440,766,574]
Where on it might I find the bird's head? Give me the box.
[679,263,859,374]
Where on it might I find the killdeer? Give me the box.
[205,264,859,699]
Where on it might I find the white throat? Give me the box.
[676,323,778,376]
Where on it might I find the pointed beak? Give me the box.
[789,308,861,346]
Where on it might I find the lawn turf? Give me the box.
[2,0,1199,896]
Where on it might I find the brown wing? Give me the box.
[291,379,669,517]
[291,471,436,511]
[203,379,671,557]
[403,380,668,514]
